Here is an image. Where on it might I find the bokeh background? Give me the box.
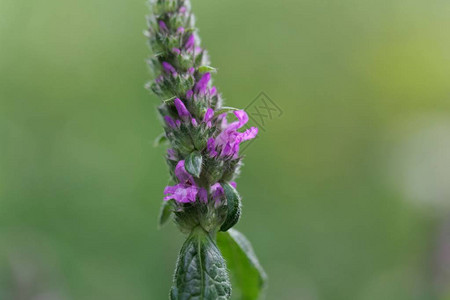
[1,0,450,299]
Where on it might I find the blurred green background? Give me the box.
[1,0,450,299]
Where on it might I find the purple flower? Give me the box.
[212,110,258,158]
[176,27,185,34]
[179,6,187,14]
[241,127,258,141]
[203,108,214,127]
[174,98,190,119]
[164,160,199,203]
[194,73,211,95]
[186,90,193,99]
[162,61,177,76]
[217,113,228,128]
[185,34,195,51]
[172,48,181,55]
[198,188,208,203]
[155,75,163,84]
[158,21,168,33]
[164,185,198,203]
[211,183,225,206]
[167,148,177,160]
[191,118,198,127]
[207,138,218,157]
[210,86,217,96]
[175,160,194,184]
[164,116,176,128]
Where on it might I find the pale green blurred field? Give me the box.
[1,0,450,299]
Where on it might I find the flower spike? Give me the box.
[146,1,266,298]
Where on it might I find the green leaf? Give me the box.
[153,132,168,147]
[171,227,231,300]
[220,183,241,232]
[185,151,203,178]
[198,65,217,73]
[214,106,239,117]
[158,199,174,229]
[217,229,267,300]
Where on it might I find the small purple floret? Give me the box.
[198,188,208,203]
[158,21,168,32]
[164,184,198,203]
[211,110,258,158]
[185,34,195,50]
[203,108,214,127]
[164,116,176,128]
[207,138,218,157]
[211,183,225,206]
[177,27,185,34]
[162,61,177,76]
[164,160,199,203]
[167,148,177,160]
[174,98,190,119]
[155,75,163,84]
[194,73,211,95]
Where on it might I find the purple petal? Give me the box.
[221,142,233,157]
[191,118,198,127]
[207,138,217,157]
[174,98,190,118]
[185,34,195,50]
[211,183,225,205]
[231,143,241,159]
[155,75,163,84]
[198,188,208,203]
[167,149,177,160]
[175,160,194,184]
[164,184,198,203]
[194,72,211,94]
[176,27,185,34]
[163,184,178,196]
[232,110,249,129]
[164,116,176,128]
[230,181,237,188]
[203,108,214,124]
[217,113,228,128]
[188,67,195,75]
[162,62,176,75]
[210,86,217,96]
[179,6,187,13]
[158,21,168,32]
[241,127,258,141]
[186,90,193,99]
[172,48,181,55]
